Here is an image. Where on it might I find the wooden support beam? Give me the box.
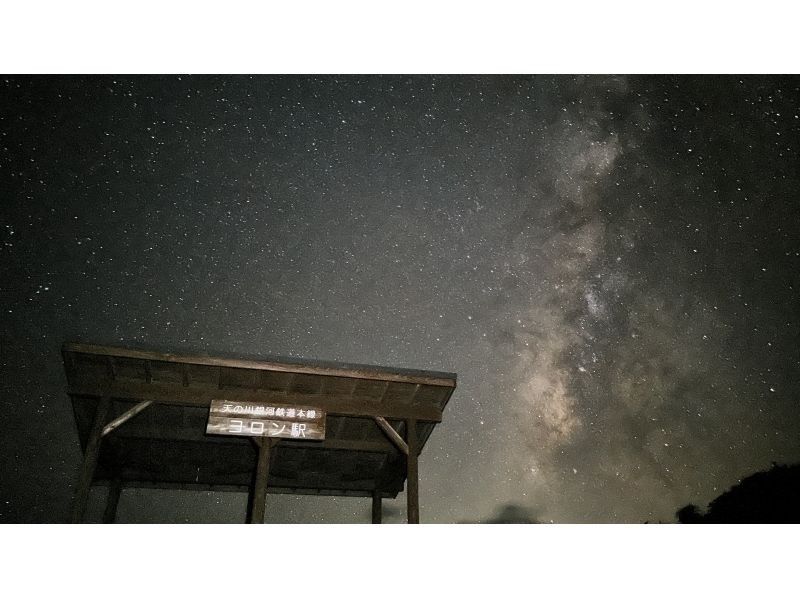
[103,478,122,523]
[181,363,190,387]
[406,418,419,524]
[248,438,275,524]
[144,360,152,384]
[372,490,382,524]
[68,380,443,422]
[101,400,153,437]
[95,479,396,498]
[373,416,409,455]
[71,396,111,523]
[109,427,393,453]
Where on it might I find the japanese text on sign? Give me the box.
[206,400,326,440]
[216,403,319,420]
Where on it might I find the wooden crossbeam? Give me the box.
[101,479,397,498]
[106,427,394,453]
[68,380,443,422]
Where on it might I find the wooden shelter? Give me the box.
[63,342,456,523]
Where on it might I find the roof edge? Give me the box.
[62,341,457,388]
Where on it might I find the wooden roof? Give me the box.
[63,343,456,499]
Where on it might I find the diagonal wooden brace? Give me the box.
[373,416,409,455]
[101,400,153,437]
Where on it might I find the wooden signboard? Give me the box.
[206,400,326,440]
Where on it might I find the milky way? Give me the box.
[2,75,798,522]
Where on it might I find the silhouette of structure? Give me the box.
[64,342,456,523]
[677,463,800,523]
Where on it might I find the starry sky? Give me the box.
[2,75,799,523]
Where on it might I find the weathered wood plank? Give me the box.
[68,380,443,422]
[107,428,393,453]
[378,381,390,402]
[63,342,457,388]
[98,479,395,498]
[439,383,457,410]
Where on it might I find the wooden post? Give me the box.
[103,478,122,523]
[248,438,273,524]
[71,396,111,523]
[372,490,382,524]
[406,418,419,524]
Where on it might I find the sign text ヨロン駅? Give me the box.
[206,399,326,440]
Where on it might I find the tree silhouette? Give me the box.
[459,503,541,523]
[483,504,540,524]
[676,463,800,523]
[676,504,703,524]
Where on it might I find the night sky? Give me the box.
[2,75,799,523]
